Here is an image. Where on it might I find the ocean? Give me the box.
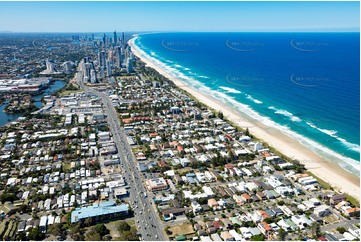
[133,32,360,176]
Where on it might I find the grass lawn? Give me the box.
[60,89,83,96]
[131,147,143,153]
[177,167,191,174]
[105,219,136,241]
[169,222,194,236]
[62,162,72,172]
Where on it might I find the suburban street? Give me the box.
[76,69,166,241]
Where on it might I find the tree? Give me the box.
[118,221,131,232]
[251,234,265,241]
[164,226,172,235]
[310,222,321,238]
[48,223,63,237]
[336,227,347,234]
[198,197,208,205]
[84,224,110,241]
[83,217,93,227]
[0,193,17,203]
[218,111,224,119]
[135,135,142,145]
[122,230,139,241]
[233,223,241,230]
[161,133,168,142]
[93,224,110,237]
[85,230,102,241]
[277,200,285,206]
[245,128,250,136]
[69,224,85,241]
[27,227,45,241]
[278,228,287,241]
[19,204,31,214]
[263,217,273,224]
[16,232,27,241]
[243,221,256,227]
[103,234,113,240]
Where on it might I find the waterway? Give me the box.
[0,80,66,126]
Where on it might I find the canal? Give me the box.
[0,80,66,126]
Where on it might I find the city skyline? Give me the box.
[0,1,359,33]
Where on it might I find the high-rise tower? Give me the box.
[113,31,117,45]
[122,32,125,47]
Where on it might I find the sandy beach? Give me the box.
[129,37,360,200]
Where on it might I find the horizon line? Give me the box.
[0,30,360,34]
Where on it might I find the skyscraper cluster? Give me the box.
[86,31,134,83]
[82,57,97,83]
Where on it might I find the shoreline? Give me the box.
[129,37,360,201]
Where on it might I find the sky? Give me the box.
[0,1,359,32]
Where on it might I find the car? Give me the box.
[155,235,158,239]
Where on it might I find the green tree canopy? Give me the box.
[118,221,131,232]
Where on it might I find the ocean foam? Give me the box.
[219,86,242,94]
[268,106,301,122]
[198,75,210,79]
[307,122,360,153]
[131,36,360,174]
[246,94,263,104]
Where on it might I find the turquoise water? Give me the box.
[134,32,360,175]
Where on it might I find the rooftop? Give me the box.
[71,200,129,223]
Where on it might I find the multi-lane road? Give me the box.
[76,71,166,241]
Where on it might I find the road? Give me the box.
[76,69,166,241]
[289,175,359,234]
[320,219,359,233]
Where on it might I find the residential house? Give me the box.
[257,222,272,236]
[313,205,331,217]
[208,198,218,209]
[330,194,346,205]
[241,193,253,203]
[344,207,360,217]
[220,231,234,241]
[256,191,267,200]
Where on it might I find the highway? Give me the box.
[76,70,166,241]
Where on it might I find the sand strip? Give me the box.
[129,36,360,200]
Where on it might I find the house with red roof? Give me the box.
[257,222,272,236]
